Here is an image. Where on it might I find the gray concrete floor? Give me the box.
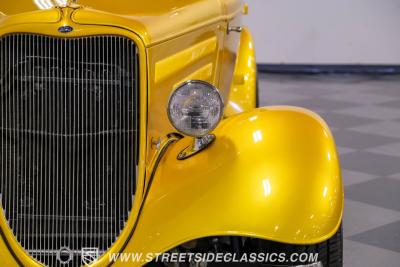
[259,73,400,267]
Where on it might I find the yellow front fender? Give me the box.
[117,106,343,265]
[225,27,257,116]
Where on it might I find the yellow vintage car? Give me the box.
[0,0,343,266]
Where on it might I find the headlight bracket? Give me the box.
[177,134,216,160]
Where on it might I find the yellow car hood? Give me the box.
[0,0,241,46]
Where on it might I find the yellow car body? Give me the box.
[0,0,343,266]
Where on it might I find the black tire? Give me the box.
[147,226,343,267]
[319,224,343,267]
[246,225,343,267]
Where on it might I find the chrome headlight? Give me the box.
[167,80,224,137]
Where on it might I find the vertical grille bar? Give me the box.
[0,34,138,267]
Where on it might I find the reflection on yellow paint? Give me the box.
[227,101,243,113]
[34,0,51,9]
[253,130,262,143]
[34,0,68,9]
[323,186,328,198]
[249,115,257,122]
[262,179,271,197]
[54,0,68,6]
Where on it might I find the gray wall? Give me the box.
[243,0,400,65]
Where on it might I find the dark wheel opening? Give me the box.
[148,224,343,267]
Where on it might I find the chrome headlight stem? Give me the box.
[177,134,216,160]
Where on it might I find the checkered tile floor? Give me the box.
[259,73,400,267]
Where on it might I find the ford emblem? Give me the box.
[58,26,74,33]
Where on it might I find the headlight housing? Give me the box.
[167,80,224,137]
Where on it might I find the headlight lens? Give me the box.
[167,80,224,137]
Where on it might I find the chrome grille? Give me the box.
[0,34,138,266]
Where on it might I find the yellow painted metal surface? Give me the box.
[174,63,214,89]
[116,107,343,266]
[0,231,20,267]
[155,37,217,83]
[225,27,257,116]
[242,3,249,15]
[0,0,241,46]
[0,0,344,266]
[0,0,221,16]
[0,14,150,267]
[0,8,61,28]
[221,0,244,17]
[145,22,226,170]
[218,9,245,112]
